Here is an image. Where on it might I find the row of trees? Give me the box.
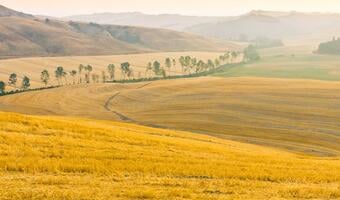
[145,51,243,78]
[317,37,340,55]
[39,51,244,88]
[1,48,258,95]
[0,73,31,95]
[0,62,118,94]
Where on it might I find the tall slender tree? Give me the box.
[160,68,166,78]
[107,64,115,81]
[207,59,215,70]
[40,70,50,86]
[152,61,161,76]
[179,56,185,73]
[172,58,176,69]
[184,56,191,73]
[78,64,85,83]
[0,81,5,95]
[21,76,30,90]
[120,62,130,80]
[85,65,93,83]
[8,73,17,88]
[55,66,66,85]
[102,71,107,83]
[145,62,152,78]
[70,70,77,84]
[165,58,172,77]
[190,58,197,74]
[196,60,205,73]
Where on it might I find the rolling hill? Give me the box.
[186,11,340,44]
[65,9,340,45]
[63,12,232,31]
[0,51,223,88]
[1,77,339,157]
[0,5,235,58]
[215,48,340,81]
[0,111,339,199]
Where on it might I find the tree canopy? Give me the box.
[107,64,116,81]
[8,73,17,87]
[318,38,340,54]
[21,76,30,90]
[0,81,5,94]
[55,66,66,85]
[244,45,260,62]
[41,70,50,86]
[121,62,131,80]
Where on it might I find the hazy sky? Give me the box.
[1,0,340,17]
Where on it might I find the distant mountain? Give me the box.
[64,10,340,44]
[0,5,237,58]
[186,11,340,43]
[63,12,233,31]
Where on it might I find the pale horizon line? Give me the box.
[2,2,340,18]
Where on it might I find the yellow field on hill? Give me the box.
[1,77,340,157]
[0,52,222,89]
[0,112,339,200]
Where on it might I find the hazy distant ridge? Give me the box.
[66,10,340,43]
[64,12,233,31]
[0,5,235,58]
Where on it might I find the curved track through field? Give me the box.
[103,83,152,122]
[1,77,340,156]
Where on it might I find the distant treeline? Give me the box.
[236,35,284,49]
[107,62,245,84]
[0,46,260,96]
[0,86,60,97]
[317,38,340,55]
[252,37,284,49]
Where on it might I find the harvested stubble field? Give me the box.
[1,77,339,157]
[0,112,339,200]
[0,52,222,89]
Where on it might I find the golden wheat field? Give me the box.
[0,112,339,200]
[1,77,340,157]
[0,52,224,89]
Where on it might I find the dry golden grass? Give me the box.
[0,111,339,200]
[0,52,223,89]
[1,77,339,156]
[108,77,340,156]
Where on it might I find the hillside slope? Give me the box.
[63,12,232,31]
[65,9,340,45]
[0,52,222,88]
[0,112,339,199]
[1,77,340,156]
[0,5,234,58]
[186,11,340,44]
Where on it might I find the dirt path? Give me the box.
[103,82,152,122]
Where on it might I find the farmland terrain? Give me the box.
[0,51,223,88]
[0,2,340,200]
[216,46,340,81]
[0,112,339,199]
[1,77,339,157]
